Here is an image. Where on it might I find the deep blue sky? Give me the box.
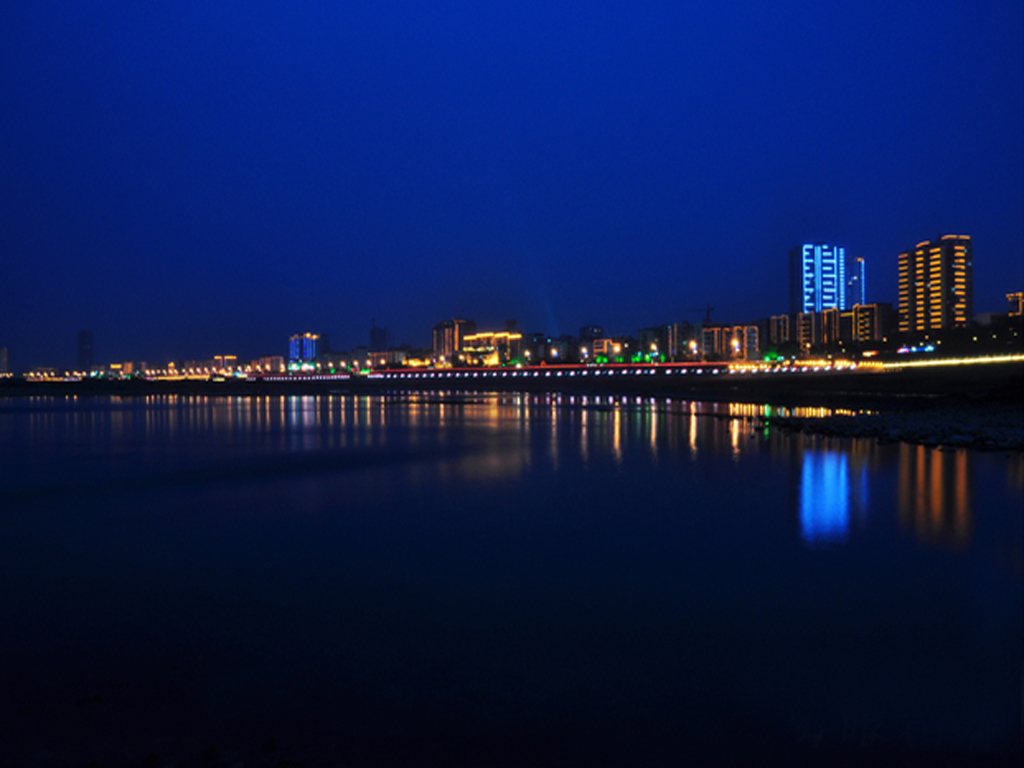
[2,1,1022,367]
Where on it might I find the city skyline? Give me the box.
[4,233,1022,372]
[2,2,1021,368]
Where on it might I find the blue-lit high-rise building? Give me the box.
[289,332,321,363]
[789,243,848,314]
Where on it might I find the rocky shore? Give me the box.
[759,403,1024,451]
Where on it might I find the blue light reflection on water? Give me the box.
[800,451,851,543]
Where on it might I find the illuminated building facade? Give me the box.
[592,338,626,363]
[796,312,821,350]
[898,235,972,333]
[253,355,285,373]
[638,326,668,362]
[578,325,604,360]
[789,243,848,314]
[460,331,523,366]
[289,332,321,363]
[821,308,843,348]
[432,318,476,363]
[729,325,759,360]
[371,349,408,368]
[854,302,894,343]
[1008,292,1023,317]
[664,322,693,361]
[701,325,728,359]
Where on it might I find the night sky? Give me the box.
[2,1,1022,368]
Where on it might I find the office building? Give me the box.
[897,235,972,333]
[432,318,476,363]
[0,347,9,375]
[289,332,322,363]
[77,330,94,371]
[790,243,847,314]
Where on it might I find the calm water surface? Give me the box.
[1,394,1021,766]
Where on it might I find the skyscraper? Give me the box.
[77,330,94,371]
[847,257,866,307]
[897,235,972,333]
[789,243,847,314]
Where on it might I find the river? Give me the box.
[1,394,1020,766]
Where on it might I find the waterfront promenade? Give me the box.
[4,358,1022,409]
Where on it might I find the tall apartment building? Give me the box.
[897,235,972,333]
[789,243,847,314]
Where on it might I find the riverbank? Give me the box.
[3,360,1021,407]
[759,402,1024,451]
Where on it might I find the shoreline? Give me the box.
[759,402,1024,451]
[3,363,1022,451]
[2,360,1021,405]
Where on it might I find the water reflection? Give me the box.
[7,394,876,486]
[898,444,972,548]
[797,440,875,545]
[2,394,1011,554]
[800,452,852,544]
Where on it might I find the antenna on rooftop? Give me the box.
[686,304,714,323]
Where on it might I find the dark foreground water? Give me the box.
[1,394,1021,767]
